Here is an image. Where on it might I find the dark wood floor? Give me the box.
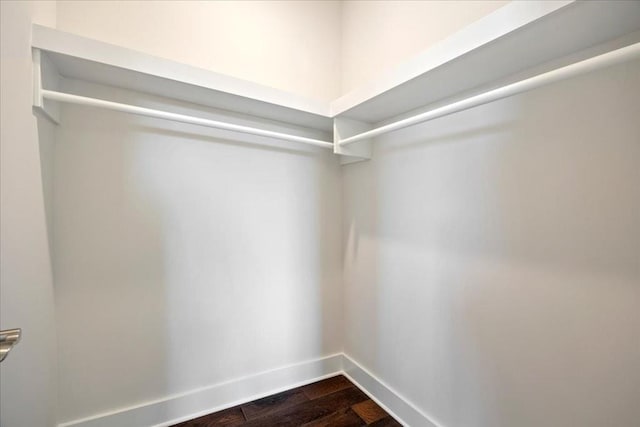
[172,375,402,426]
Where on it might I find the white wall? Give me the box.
[340,0,508,93]
[342,59,640,427]
[55,0,509,100]
[50,3,345,423]
[52,80,343,424]
[0,2,58,427]
[56,0,342,102]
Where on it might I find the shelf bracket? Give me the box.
[334,117,372,164]
[32,49,60,124]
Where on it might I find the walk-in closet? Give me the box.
[2,1,639,426]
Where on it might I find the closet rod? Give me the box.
[339,42,640,146]
[41,90,334,149]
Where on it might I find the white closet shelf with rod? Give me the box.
[338,43,640,147]
[39,90,334,149]
[32,1,640,164]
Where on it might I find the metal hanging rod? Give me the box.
[339,42,640,146]
[41,90,334,149]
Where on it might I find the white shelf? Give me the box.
[331,0,640,123]
[32,0,640,163]
[32,24,333,132]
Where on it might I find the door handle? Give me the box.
[0,328,22,362]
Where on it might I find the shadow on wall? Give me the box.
[342,59,640,427]
[37,115,57,257]
[50,79,342,423]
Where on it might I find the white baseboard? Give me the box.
[341,354,444,427]
[59,353,443,427]
[58,353,343,427]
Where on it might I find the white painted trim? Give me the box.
[58,354,342,427]
[58,353,447,427]
[341,354,444,427]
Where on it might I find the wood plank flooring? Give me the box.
[172,375,402,426]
